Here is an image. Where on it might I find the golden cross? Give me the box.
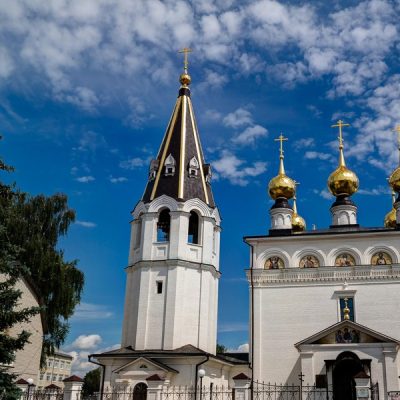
[274,133,288,158]
[178,47,192,73]
[331,120,350,148]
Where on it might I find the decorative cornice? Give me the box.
[246,265,400,286]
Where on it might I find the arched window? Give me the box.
[188,211,199,244]
[133,383,147,400]
[157,209,170,242]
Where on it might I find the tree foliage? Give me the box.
[1,146,84,396]
[82,368,101,396]
[0,158,40,398]
[216,344,227,354]
[7,192,84,360]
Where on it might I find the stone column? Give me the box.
[232,373,250,400]
[63,376,83,400]
[353,372,370,400]
[146,375,164,400]
[383,348,400,393]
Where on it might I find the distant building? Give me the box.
[37,350,73,389]
[1,275,45,385]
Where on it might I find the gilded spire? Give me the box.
[332,120,349,167]
[292,182,306,232]
[389,125,400,193]
[328,120,359,197]
[268,134,295,200]
[343,298,350,320]
[178,47,192,87]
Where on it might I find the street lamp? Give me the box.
[198,369,205,400]
[27,378,34,400]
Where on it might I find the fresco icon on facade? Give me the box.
[335,328,360,343]
[371,251,392,265]
[299,255,320,268]
[265,256,284,269]
[335,253,356,267]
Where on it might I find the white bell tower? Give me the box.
[121,65,221,354]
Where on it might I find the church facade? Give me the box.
[91,59,400,400]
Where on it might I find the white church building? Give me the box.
[91,60,400,400]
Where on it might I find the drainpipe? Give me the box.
[194,356,209,400]
[88,355,105,396]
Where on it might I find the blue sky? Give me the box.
[1,0,400,375]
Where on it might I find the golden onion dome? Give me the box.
[179,72,191,86]
[328,165,359,196]
[384,191,397,228]
[389,166,400,193]
[292,196,306,232]
[384,208,397,228]
[268,134,295,200]
[268,173,296,200]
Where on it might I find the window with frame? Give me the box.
[188,211,199,244]
[157,209,170,242]
[340,297,355,321]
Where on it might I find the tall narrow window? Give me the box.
[156,281,163,294]
[134,217,142,249]
[188,211,199,244]
[157,209,170,242]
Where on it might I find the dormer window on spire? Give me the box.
[149,159,159,181]
[164,154,176,176]
[188,156,199,177]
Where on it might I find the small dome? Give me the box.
[179,73,191,86]
[389,166,400,193]
[292,213,306,232]
[328,165,359,197]
[384,207,397,228]
[268,174,296,200]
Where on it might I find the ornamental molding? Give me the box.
[246,265,400,286]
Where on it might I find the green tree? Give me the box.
[7,192,84,362]
[0,158,40,399]
[216,344,227,354]
[1,146,84,391]
[82,368,101,396]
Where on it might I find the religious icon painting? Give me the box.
[335,253,356,267]
[264,256,284,270]
[299,255,320,268]
[371,251,392,266]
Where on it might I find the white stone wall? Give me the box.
[100,356,249,389]
[247,230,400,393]
[1,276,43,384]
[122,196,221,354]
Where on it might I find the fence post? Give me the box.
[354,372,370,400]
[232,374,251,400]
[146,374,164,400]
[63,375,84,400]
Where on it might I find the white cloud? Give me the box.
[304,151,334,162]
[78,131,106,152]
[71,334,102,350]
[232,124,268,145]
[120,157,150,170]
[212,150,267,186]
[76,175,95,183]
[109,176,128,183]
[75,220,97,228]
[294,137,315,150]
[218,322,248,333]
[223,108,253,128]
[228,343,249,353]
[71,303,113,320]
[65,342,120,376]
[313,188,333,200]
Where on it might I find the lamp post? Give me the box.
[198,369,205,400]
[27,378,34,400]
